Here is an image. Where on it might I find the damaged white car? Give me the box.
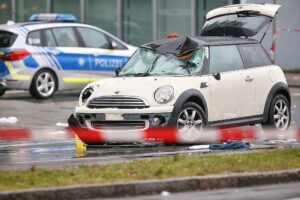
[69,4,290,143]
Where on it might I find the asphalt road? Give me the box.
[0,89,299,171]
[108,182,300,200]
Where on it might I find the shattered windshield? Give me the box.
[119,47,205,76]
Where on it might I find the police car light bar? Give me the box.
[29,13,77,22]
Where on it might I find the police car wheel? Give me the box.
[0,89,6,97]
[30,69,57,99]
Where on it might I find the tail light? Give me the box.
[0,50,29,61]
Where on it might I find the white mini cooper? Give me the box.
[70,4,290,142]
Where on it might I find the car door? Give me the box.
[76,27,133,81]
[43,27,92,88]
[237,44,274,116]
[208,45,256,122]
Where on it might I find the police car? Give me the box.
[0,13,136,99]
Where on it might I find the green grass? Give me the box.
[0,149,299,192]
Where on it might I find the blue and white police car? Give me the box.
[0,13,136,99]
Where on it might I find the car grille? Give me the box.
[91,121,146,130]
[87,96,149,109]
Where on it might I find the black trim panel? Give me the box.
[208,115,264,128]
[263,82,290,122]
[168,89,208,125]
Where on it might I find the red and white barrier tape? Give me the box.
[1,126,299,144]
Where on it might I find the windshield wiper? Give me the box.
[134,72,150,77]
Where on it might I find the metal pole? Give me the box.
[46,0,52,13]
[191,0,197,36]
[11,0,16,21]
[79,0,85,23]
[116,0,123,39]
[152,0,158,41]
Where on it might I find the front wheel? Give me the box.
[176,102,206,143]
[262,94,291,131]
[30,69,57,99]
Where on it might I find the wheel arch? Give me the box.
[30,67,59,91]
[263,82,290,122]
[169,89,208,125]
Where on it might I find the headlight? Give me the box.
[154,85,174,104]
[81,87,93,104]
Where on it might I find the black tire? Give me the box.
[0,89,6,97]
[262,94,291,131]
[30,69,57,99]
[174,102,207,143]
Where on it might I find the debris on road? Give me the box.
[209,141,250,150]
[188,145,210,150]
[55,122,69,127]
[0,117,18,124]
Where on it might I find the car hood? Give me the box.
[81,76,201,107]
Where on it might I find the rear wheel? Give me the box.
[30,69,57,99]
[0,89,6,97]
[262,94,291,131]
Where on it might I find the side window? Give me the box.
[106,36,128,50]
[238,44,272,68]
[77,27,110,49]
[27,30,42,46]
[52,27,79,47]
[209,45,244,74]
[43,29,57,47]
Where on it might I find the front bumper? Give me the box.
[72,105,174,131]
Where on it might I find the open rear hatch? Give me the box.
[201,4,281,42]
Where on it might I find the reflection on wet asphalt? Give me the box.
[0,90,300,171]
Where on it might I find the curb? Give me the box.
[0,169,299,200]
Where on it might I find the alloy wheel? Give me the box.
[177,107,203,141]
[273,99,290,130]
[36,71,55,97]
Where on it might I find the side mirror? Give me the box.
[213,72,221,80]
[115,67,122,76]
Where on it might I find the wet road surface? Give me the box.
[0,89,300,170]
[108,182,300,200]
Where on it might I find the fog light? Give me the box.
[153,117,161,126]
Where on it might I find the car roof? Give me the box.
[142,36,258,56]
[0,21,100,32]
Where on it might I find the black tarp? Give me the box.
[141,36,257,56]
[142,36,206,56]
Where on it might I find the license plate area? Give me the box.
[105,113,124,121]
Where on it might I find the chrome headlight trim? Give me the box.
[154,85,174,104]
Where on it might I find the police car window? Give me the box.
[0,31,17,47]
[238,44,272,68]
[77,27,110,49]
[52,27,79,47]
[27,31,42,46]
[44,29,57,47]
[209,45,244,74]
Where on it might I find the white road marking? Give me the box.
[291,93,300,97]
[0,141,73,149]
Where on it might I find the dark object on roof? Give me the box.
[142,36,258,56]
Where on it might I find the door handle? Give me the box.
[245,76,254,82]
[47,50,60,56]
